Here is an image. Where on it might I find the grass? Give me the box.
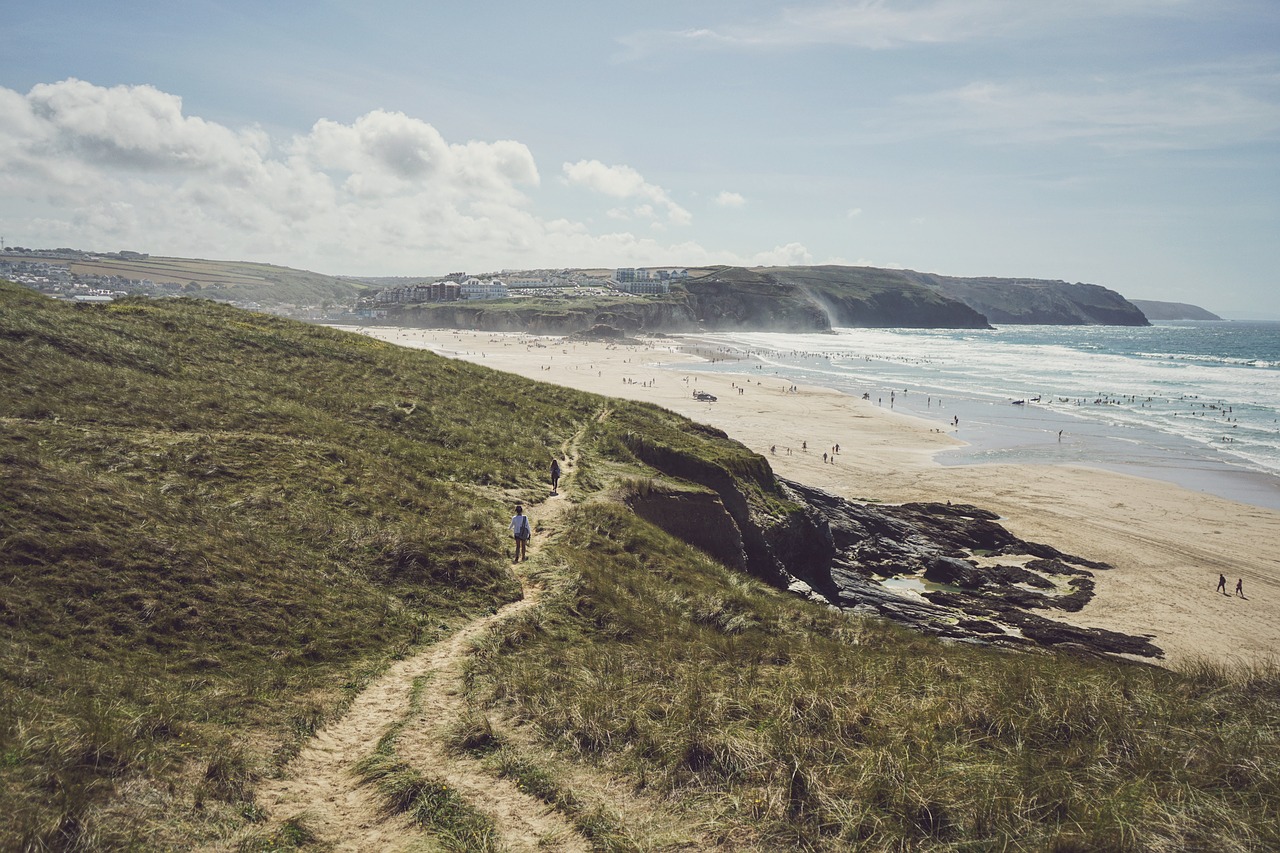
[473,502,1280,852]
[4,280,1279,851]
[65,255,366,304]
[0,282,598,848]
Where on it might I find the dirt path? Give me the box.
[237,432,592,851]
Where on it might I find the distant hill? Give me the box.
[7,249,1161,328]
[3,250,369,305]
[69,255,370,304]
[1130,299,1223,321]
[393,265,992,333]
[687,265,992,329]
[904,273,1150,326]
[391,265,1158,333]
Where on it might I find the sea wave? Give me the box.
[683,324,1280,506]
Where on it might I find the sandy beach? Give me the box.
[343,326,1280,669]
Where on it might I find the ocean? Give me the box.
[682,321,1280,511]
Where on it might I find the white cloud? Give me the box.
[846,207,863,218]
[622,0,1208,54]
[899,66,1280,150]
[0,79,742,274]
[562,159,692,225]
[752,242,813,266]
[715,191,746,208]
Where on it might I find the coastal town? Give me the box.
[0,245,690,320]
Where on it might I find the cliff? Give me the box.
[390,265,1153,333]
[612,407,1161,658]
[685,266,992,329]
[905,272,1150,325]
[1129,299,1223,321]
[398,295,699,334]
[391,265,992,334]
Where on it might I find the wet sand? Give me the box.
[340,326,1280,669]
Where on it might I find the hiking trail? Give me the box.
[226,419,708,851]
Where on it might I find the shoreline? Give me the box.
[679,333,1280,512]
[336,326,1280,668]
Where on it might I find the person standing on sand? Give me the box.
[1236,578,1245,598]
[1217,573,1227,594]
[550,459,561,495]
[510,504,531,563]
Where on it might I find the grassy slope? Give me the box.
[0,282,597,847]
[2,281,1277,851]
[477,502,1280,852]
[62,256,367,304]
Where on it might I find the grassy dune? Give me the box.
[474,502,1280,850]
[0,282,592,847]
[2,281,1277,850]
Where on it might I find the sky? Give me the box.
[2,1,1278,316]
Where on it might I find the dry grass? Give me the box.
[473,503,1280,852]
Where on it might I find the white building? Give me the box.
[460,278,510,300]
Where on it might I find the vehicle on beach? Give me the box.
[693,390,717,402]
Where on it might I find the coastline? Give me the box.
[337,326,1280,668]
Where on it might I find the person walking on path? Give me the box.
[1217,573,1228,594]
[1236,578,1245,598]
[550,459,561,495]
[510,504,531,563]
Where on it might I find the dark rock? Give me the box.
[957,619,1006,634]
[774,479,1161,659]
[617,447,1162,660]
[922,556,985,589]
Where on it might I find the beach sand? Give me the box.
[344,326,1280,669]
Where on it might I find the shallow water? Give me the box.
[678,322,1280,511]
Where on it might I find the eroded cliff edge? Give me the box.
[621,430,1161,659]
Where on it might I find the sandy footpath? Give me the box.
[342,326,1280,669]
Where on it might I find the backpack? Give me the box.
[517,516,531,540]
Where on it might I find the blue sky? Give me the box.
[2,1,1278,315]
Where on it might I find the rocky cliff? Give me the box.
[685,266,992,329]
[395,297,703,334]
[905,272,1150,325]
[619,432,1161,658]
[388,265,992,333]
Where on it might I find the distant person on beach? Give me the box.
[1236,578,1245,598]
[510,504,531,563]
[550,459,561,495]
[1217,573,1227,594]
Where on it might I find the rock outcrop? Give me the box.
[620,436,1162,659]
[777,480,1161,658]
